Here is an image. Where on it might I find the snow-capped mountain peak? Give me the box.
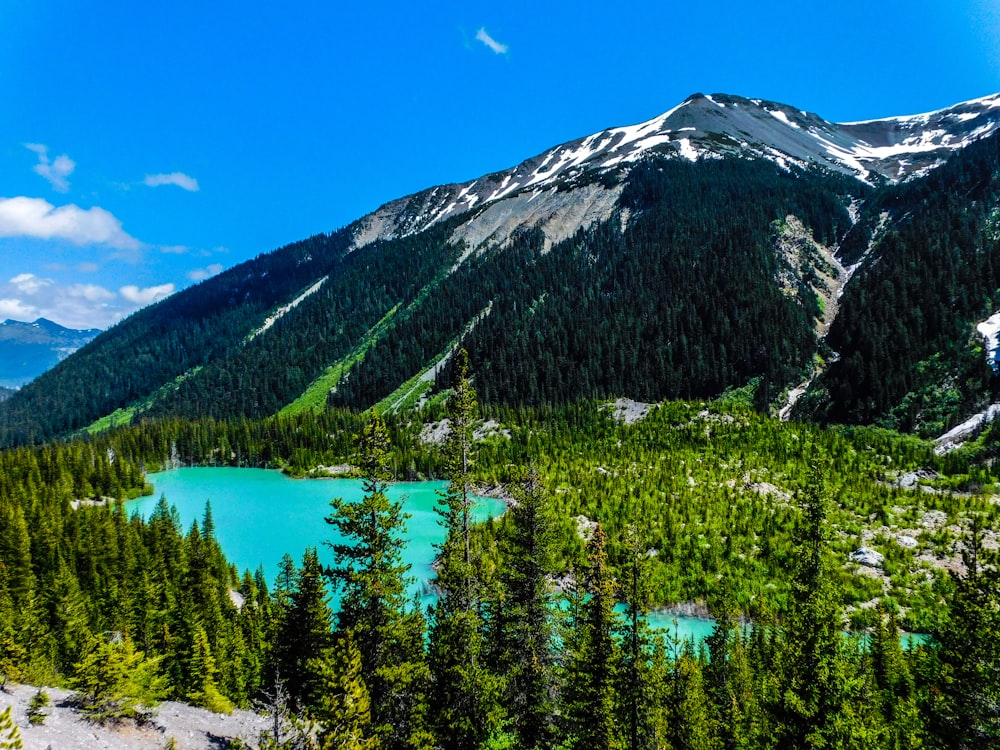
[350,91,1000,250]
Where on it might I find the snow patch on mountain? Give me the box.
[977,312,1000,372]
[349,91,1000,252]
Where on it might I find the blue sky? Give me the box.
[1,0,998,329]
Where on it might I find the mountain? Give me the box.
[2,92,1000,446]
[0,318,101,389]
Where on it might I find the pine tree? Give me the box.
[770,473,853,749]
[272,548,334,711]
[617,525,662,750]
[186,625,234,714]
[487,470,557,750]
[562,523,623,750]
[925,520,1000,749]
[326,413,430,749]
[428,351,505,749]
[663,649,717,750]
[868,604,923,749]
[71,634,168,724]
[310,631,377,750]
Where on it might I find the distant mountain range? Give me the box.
[0,318,100,389]
[2,91,1000,445]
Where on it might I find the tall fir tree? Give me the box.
[310,630,377,750]
[487,470,557,750]
[272,548,334,711]
[925,520,1000,749]
[428,350,505,749]
[770,472,854,749]
[326,413,431,749]
[562,523,623,750]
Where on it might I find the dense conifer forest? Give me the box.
[2,357,999,747]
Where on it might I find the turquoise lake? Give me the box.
[132,467,719,641]
[128,468,930,646]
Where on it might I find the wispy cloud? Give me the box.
[186,263,224,282]
[0,197,141,250]
[25,144,76,193]
[160,244,190,255]
[144,172,200,192]
[120,283,175,305]
[476,27,509,54]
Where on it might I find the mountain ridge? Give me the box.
[0,317,101,389]
[2,90,1000,445]
[348,91,1000,254]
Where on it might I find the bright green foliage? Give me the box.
[26,688,49,726]
[663,650,717,750]
[310,631,376,750]
[562,523,624,750]
[186,626,234,714]
[71,634,168,724]
[0,706,22,750]
[327,413,430,749]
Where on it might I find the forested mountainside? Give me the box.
[3,92,1000,446]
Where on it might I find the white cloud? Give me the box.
[10,273,54,295]
[1,273,182,329]
[144,172,200,192]
[476,27,508,54]
[120,283,175,305]
[1,275,119,329]
[25,143,76,193]
[186,263,224,281]
[0,196,142,250]
[0,297,39,321]
[160,244,190,254]
[75,284,117,303]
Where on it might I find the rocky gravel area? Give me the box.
[0,683,270,750]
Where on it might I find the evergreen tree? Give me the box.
[71,634,168,724]
[770,473,854,748]
[186,625,234,714]
[925,521,1000,749]
[562,523,623,750]
[616,525,662,750]
[327,413,431,749]
[310,630,377,750]
[868,604,923,749]
[488,470,557,750]
[272,548,334,711]
[663,648,717,750]
[428,350,505,749]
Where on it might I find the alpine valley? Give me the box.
[7,91,1000,749]
[4,91,1000,445]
